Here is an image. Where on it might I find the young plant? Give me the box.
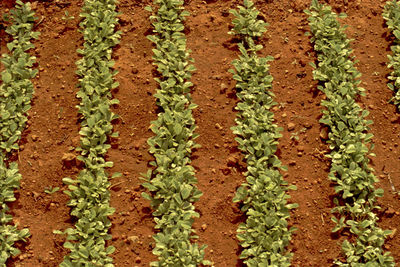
[306,0,394,265]
[142,0,211,265]
[55,0,121,265]
[229,1,297,266]
[0,0,38,264]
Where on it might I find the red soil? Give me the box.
[0,0,399,266]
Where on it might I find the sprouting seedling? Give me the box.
[61,11,74,21]
[44,186,60,194]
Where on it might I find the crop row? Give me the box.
[0,1,38,265]
[384,0,400,111]
[229,1,296,266]
[54,0,121,266]
[141,0,211,266]
[307,0,394,265]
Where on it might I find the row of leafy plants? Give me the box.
[0,1,38,265]
[306,0,394,265]
[141,0,211,266]
[229,1,297,266]
[384,0,400,111]
[54,0,122,265]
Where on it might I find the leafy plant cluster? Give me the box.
[0,1,38,265]
[306,0,394,265]
[142,1,211,266]
[56,0,121,266]
[229,1,296,266]
[383,0,400,110]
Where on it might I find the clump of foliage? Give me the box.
[0,1,39,264]
[55,0,121,265]
[229,1,297,266]
[142,0,211,266]
[306,0,394,265]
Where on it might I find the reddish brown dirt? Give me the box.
[1,0,400,266]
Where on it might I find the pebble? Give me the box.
[220,83,228,94]
[303,122,312,129]
[386,207,396,217]
[288,123,295,131]
[127,235,139,244]
[31,134,39,141]
[62,153,76,162]
[390,116,398,123]
[390,228,397,239]
[227,155,239,166]
[320,127,329,140]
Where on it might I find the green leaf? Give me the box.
[2,71,12,83]
[181,184,191,200]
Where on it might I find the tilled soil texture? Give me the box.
[0,0,400,266]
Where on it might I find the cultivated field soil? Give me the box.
[1,0,400,266]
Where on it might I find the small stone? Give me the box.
[320,127,329,140]
[220,83,228,94]
[287,123,295,131]
[201,224,207,231]
[31,135,39,141]
[297,146,305,152]
[127,235,139,244]
[62,153,76,168]
[390,228,397,239]
[119,14,131,25]
[303,122,312,129]
[135,257,142,264]
[289,160,296,166]
[227,155,239,166]
[32,191,40,201]
[390,116,399,123]
[62,153,75,162]
[386,207,396,217]
[274,54,281,60]
[215,123,223,130]
[222,168,231,175]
